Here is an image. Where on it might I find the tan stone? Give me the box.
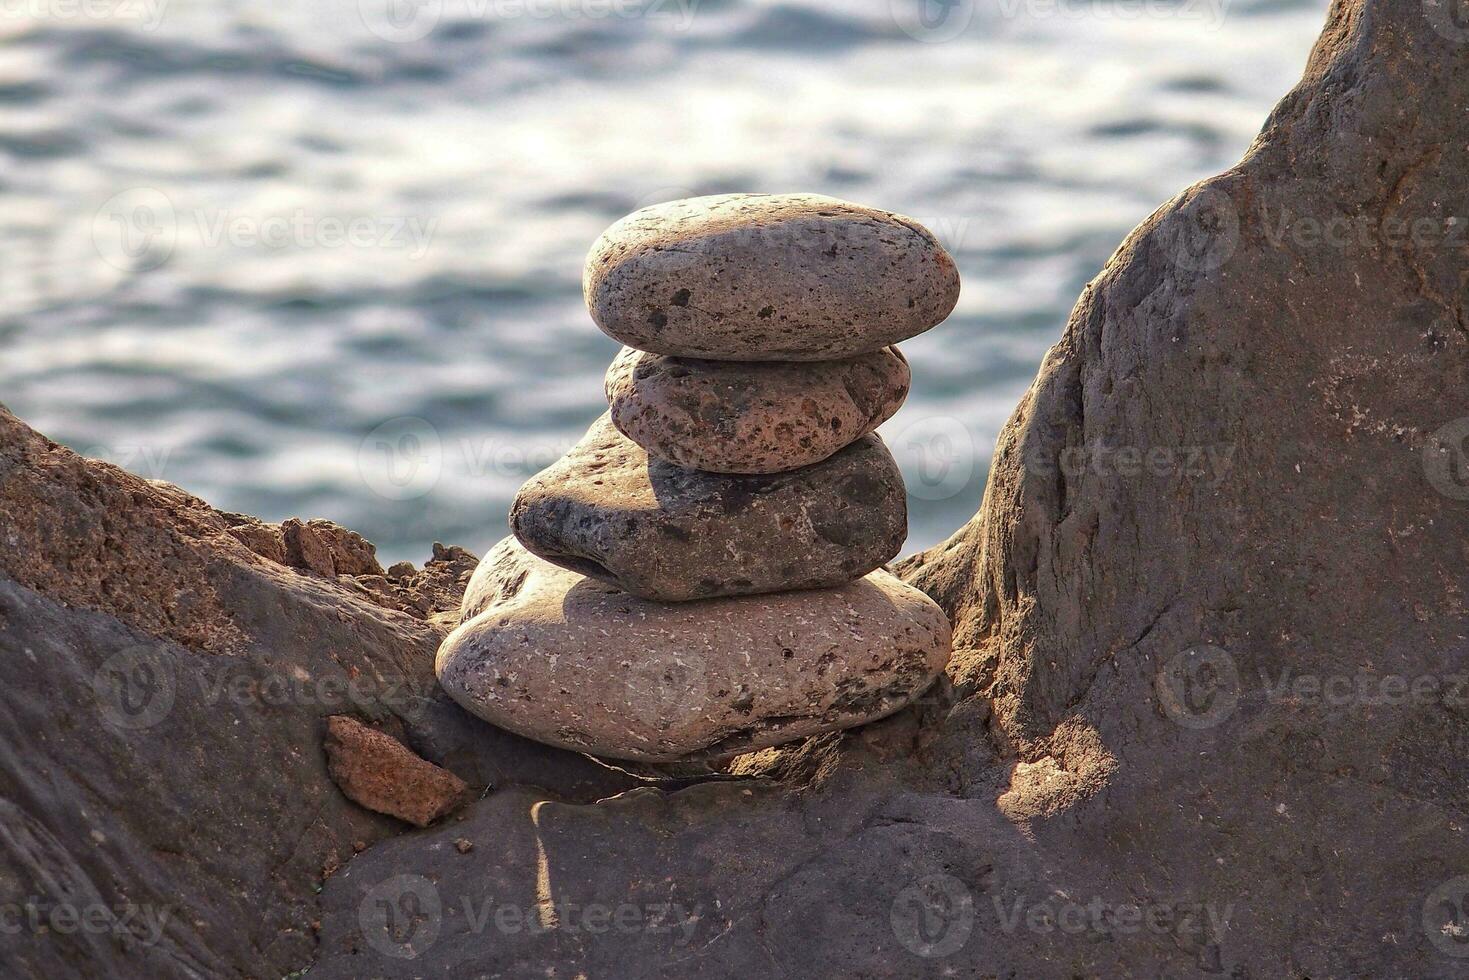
[584,193,960,361]
[509,413,906,601]
[605,345,910,474]
[435,538,952,762]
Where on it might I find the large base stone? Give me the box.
[435,537,952,762]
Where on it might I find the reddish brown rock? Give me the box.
[323,715,469,827]
[281,519,386,577]
[225,521,285,564]
[605,345,910,473]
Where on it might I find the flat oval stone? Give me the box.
[509,413,906,601]
[584,193,960,360]
[605,346,910,474]
[436,537,952,762]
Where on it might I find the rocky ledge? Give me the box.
[1,1,1466,976]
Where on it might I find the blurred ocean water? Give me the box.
[0,0,1329,566]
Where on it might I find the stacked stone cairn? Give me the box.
[437,193,960,763]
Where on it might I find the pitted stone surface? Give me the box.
[605,346,909,474]
[510,413,906,601]
[435,537,952,762]
[584,193,960,360]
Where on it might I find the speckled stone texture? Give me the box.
[605,345,910,474]
[436,537,951,761]
[509,413,906,601]
[584,193,960,360]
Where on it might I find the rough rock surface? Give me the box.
[0,405,649,980]
[314,4,1469,977]
[436,537,952,761]
[4,3,1468,978]
[323,715,470,827]
[605,345,910,473]
[584,193,961,360]
[510,413,906,601]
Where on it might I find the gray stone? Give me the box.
[584,193,961,360]
[509,413,906,601]
[435,537,952,762]
[605,345,910,473]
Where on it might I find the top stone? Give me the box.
[584,193,960,361]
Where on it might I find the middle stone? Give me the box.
[605,345,910,474]
[510,413,907,602]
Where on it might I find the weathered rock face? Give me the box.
[584,193,961,360]
[0,405,647,980]
[893,1,1469,975]
[510,413,907,601]
[605,345,910,474]
[436,537,951,761]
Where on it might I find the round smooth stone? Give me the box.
[604,345,910,474]
[509,413,906,602]
[436,537,952,762]
[583,193,960,361]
